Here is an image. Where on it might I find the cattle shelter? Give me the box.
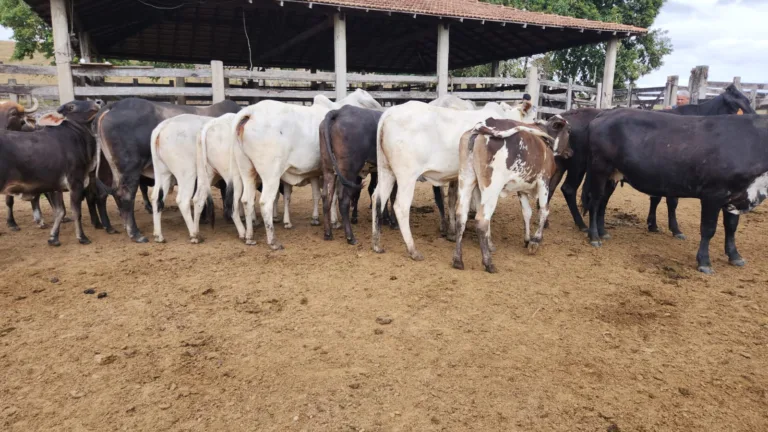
[20,0,645,106]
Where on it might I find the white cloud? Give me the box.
[0,26,13,41]
[637,0,768,86]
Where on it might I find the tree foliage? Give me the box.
[0,0,54,60]
[464,0,673,86]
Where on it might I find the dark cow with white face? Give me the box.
[0,100,103,245]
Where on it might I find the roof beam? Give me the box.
[257,16,333,63]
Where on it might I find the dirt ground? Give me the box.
[1,182,766,432]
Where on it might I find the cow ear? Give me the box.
[37,112,66,127]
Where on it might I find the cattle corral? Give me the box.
[1,182,767,431]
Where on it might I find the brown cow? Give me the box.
[0,98,38,131]
[452,116,571,273]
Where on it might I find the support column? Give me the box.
[600,37,619,108]
[211,60,225,103]
[688,65,709,105]
[50,0,75,103]
[525,66,539,107]
[334,13,347,101]
[176,77,187,105]
[436,23,450,98]
[732,76,742,92]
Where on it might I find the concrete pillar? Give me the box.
[600,37,619,108]
[668,76,679,107]
[176,77,187,105]
[565,78,573,111]
[688,65,709,105]
[211,60,225,103]
[334,13,347,101]
[525,66,539,106]
[50,0,75,103]
[436,23,450,98]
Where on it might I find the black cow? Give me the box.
[552,84,754,236]
[95,98,241,242]
[582,109,768,274]
[319,105,446,245]
[0,100,103,245]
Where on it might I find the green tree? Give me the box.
[0,0,54,60]
[469,0,672,86]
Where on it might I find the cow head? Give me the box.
[341,89,383,110]
[541,115,572,158]
[723,84,755,115]
[38,100,104,127]
[0,98,39,131]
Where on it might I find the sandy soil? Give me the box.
[1,182,766,432]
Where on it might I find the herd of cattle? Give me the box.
[0,83,763,274]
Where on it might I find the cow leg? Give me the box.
[97,193,118,234]
[528,180,551,255]
[216,179,232,224]
[85,189,103,230]
[322,171,336,240]
[340,186,357,245]
[647,196,662,233]
[388,183,399,230]
[272,189,280,222]
[47,192,66,247]
[667,198,686,240]
[368,172,377,209]
[472,186,494,252]
[310,177,321,226]
[371,169,396,254]
[544,167,565,229]
[176,176,199,243]
[350,176,362,225]
[282,183,293,229]
[560,169,588,232]
[152,174,173,243]
[331,179,341,229]
[69,181,90,245]
[230,174,247,240]
[32,194,46,228]
[259,179,284,250]
[519,193,534,248]
[476,191,501,274]
[392,176,422,261]
[446,182,458,241]
[696,199,721,274]
[140,182,152,214]
[723,210,745,267]
[587,174,610,247]
[452,174,478,271]
[117,174,147,243]
[242,176,259,245]
[192,176,215,244]
[433,185,447,237]
[6,195,20,231]
[597,181,616,240]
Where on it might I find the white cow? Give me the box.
[150,114,213,243]
[371,101,530,260]
[232,89,382,249]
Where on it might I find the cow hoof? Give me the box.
[190,237,202,244]
[484,263,498,273]
[324,233,333,241]
[38,223,47,229]
[310,218,320,226]
[105,227,119,235]
[590,240,602,248]
[92,223,104,230]
[269,242,284,251]
[579,225,589,233]
[9,225,20,232]
[332,222,342,230]
[79,237,91,245]
[245,239,257,246]
[347,238,358,246]
[373,246,385,254]
[134,236,149,244]
[144,205,152,214]
[544,220,550,229]
[154,236,166,244]
[648,226,660,233]
[698,266,715,275]
[600,233,612,240]
[674,233,687,240]
[389,223,399,230]
[452,259,465,270]
[729,258,746,267]
[284,223,293,230]
[351,217,358,225]
[272,216,280,222]
[527,241,540,255]
[409,251,424,261]
[62,216,72,223]
[47,239,61,247]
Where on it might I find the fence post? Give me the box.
[7,79,18,103]
[176,77,186,105]
[627,82,633,108]
[525,66,539,107]
[749,84,759,109]
[596,82,603,109]
[565,78,573,111]
[50,0,75,102]
[211,60,225,103]
[688,65,709,105]
[491,60,500,91]
[733,76,742,92]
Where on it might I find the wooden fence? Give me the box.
[0,61,599,114]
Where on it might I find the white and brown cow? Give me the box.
[452,116,572,273]
[371,101,532,261]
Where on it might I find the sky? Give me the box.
[0,0,765,87]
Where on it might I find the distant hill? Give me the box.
[0,41,57,86]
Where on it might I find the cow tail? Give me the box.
[579,129,593,216]
[323,111,362,190]
[93,107,110,189]
[197,122,215,230]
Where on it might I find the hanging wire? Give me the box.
[135,0,202,10]
[243,9,253,71]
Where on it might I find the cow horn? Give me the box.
[24,97,39,114]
